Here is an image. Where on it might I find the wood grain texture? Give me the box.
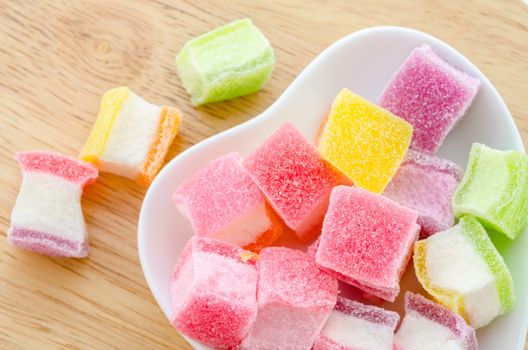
[1,0,527,349]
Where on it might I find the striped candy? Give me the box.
[79,87,181,185]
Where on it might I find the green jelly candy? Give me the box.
[453,143,528,239]
[176,18,275,106]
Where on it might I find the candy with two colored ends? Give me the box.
[384,150,463,237]
[79,87,181,186]
[243,123,340,242]
[414,216,515,328]
[313,296,399,350]
[240,247,338,350]
[379,44,480,154]
[173,152,282,252]
[315,185,419,302]
[170,236,258,348]
[176,18,275,106]
[453,143,528,239]
[8,151,98,257]
[318,88,413,193]
[394,292,477,350]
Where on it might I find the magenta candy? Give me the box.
[241,247,338,350]
[315,186,419,301]
[379,44,480,154]
[384,150,462,237]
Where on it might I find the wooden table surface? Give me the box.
[1,1,527,349]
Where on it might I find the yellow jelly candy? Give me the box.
[318,89,413,193]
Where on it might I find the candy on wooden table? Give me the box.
[379,44,480,154]
[173,152,282,251]
[318,88,413,193]
[243,123,340,242]
[313,296,399,350]
[315,185,419,302]
[414,216,515,328]
[384,150,463,237]
[79,87,182,186]
[176,18,275,106]
[453,143,528,239]
[394,292,477,350]
[240,247,338,350]
[170,236,259,348]
[8,151,98,257]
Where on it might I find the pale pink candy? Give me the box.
[313,296,399,350]
[243,123,340,242]
[379,44,480,154]
[8,151,98,257]
[384,150,462,237]
[241,247,338,350]
[170,237,258,348]
[394,292,478,350]
[315,186,419,302]
[173,152,282,251]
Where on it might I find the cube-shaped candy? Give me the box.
[173,152,282,251]
[313,296,399,350]
[453,143,528,239]
[241,247,338,350]
[8,151,98,257]
[243,123,340,241]
[384,150,463,237]
[379,44,480,154]
[318,89,413,193]
[414,216,515,328]
[80,87,182,185]
[176,18,275,105]
[170,237,259,348]
[394,292,477,350]
[315,186,419,301]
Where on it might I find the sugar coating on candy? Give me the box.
[243,123,340,241]
[16,151,98,185]
[173,152,282,251]
[80,87,181,185]
[241,247,338,350]
[379,44,480,154]
[315,186,419,302]
[414,216,515,328]
[176,18,275,105]
[8,151,98,257]
[313,296,399,350]
[318,88,413,193]
[394,292,477,350]
[170,237,258,348]
[453,143,528,239]
[384,150,462,237]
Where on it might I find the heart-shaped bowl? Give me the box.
[138,26,527,350]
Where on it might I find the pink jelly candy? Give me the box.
[384,150,463,237]
[173,152,282,251]
[8,151,98,257]
[170,236,259,348]
[379,44,480,154]
[394,292,478,350]
[243,123,340,242]
[313,296,399,350]
[315,186,419,302]
[241,247,338,350]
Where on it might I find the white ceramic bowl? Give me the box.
[138,26,528,350]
